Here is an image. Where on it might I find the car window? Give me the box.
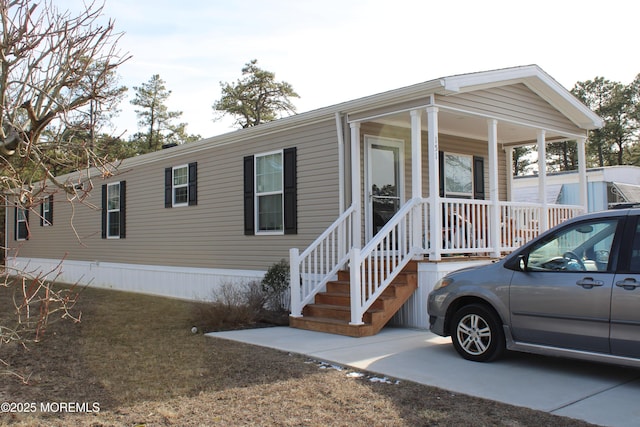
[527,219,618,272]
[629,222,640,273]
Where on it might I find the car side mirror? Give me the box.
[516,254,528,272]
[505,253,528,272]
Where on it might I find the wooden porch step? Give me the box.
[289,261,418,337]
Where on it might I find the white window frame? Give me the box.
[255,150,284,235]
[16,208,28,240]
[172,164,189,207]
[444,152,473,198]
[106,182,121,239]
[42,197,51,226]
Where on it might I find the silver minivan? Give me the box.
[428,207,640,367]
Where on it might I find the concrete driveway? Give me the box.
[208,327,640,427]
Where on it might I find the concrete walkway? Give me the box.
[207,327,640,427]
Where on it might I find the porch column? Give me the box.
[506,146,514,201]
[427,106,441,261]
[488,119,501,258]
[577,137,588,212]
[410,109,423,255]
[350,122,362,248]
[537,130,549,231]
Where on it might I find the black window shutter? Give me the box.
[119,181,126,238]
[438,150,445,197]
[188,162,197,206]
[48,195,53,225]
[283,147,297,235]
[101,184,107,239]
[473,156,485,200]
[243,155,255,235]
[40,201,45,226]
[164,167,172,208]
[14,207,18,240]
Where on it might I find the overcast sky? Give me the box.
[57,0,640,140]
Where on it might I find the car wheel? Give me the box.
[451,304,505,362]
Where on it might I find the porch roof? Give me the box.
[439,65,603,130]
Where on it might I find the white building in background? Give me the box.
[512,166,640,212]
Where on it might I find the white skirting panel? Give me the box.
[391,259,493,329]
[8,257,265,301]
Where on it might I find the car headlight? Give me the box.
[433,277,453,291]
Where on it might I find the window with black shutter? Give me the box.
[165,162,197,207]
[244,148,297,235]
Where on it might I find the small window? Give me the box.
[15,207,29,240]
[165,163,197,208]
[102,181,126,239]
[41,195,53,226]
[255,151,284,233]
[444,153,473,198]
[173,165,189,206]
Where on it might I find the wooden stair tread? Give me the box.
[307,303,383,313]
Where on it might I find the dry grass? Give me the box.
[0,285,596,426]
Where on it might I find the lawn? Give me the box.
[0,285,595,426]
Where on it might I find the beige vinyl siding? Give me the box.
[437,83,583,136]
[11,117,342,272]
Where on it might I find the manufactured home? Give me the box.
[5,65,602,336]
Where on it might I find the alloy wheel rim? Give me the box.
[456,313,492,355]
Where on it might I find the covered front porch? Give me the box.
[289,67,601,335]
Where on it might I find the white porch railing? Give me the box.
[441,198,493,254]
[289,206,356,317]
[499,202,584,252]
[349,198,428,325]
[290,198,584,323]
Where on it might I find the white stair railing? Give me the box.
[349,198,428,325]
[290,206,355,317]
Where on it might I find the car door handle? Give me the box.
[616,278,639,291]
[576,277,604,289]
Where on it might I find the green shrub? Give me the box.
[261,259,290,311]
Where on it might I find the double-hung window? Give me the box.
[41,195,53,226]
[102,181,126,239]
[255,151,284,233]
[15,208,29,240]
[172,165,189,206]
[107,183,121,238]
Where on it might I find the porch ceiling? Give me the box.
[373,110,567,147]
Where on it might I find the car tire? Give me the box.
[450,304,505,362]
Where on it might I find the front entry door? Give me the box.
[366,136,404,240]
